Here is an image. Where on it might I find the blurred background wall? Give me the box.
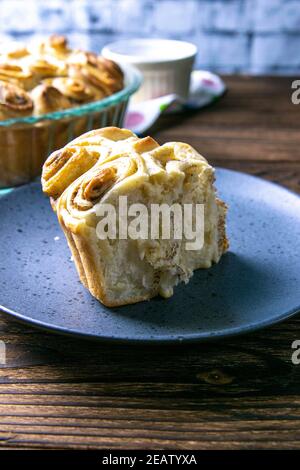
[0,0,299,75]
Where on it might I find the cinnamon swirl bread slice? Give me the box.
[42,127,228,307]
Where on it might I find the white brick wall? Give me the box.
[1,0,39,33]
[116,0,153,35]
[0,0,299,75]
[251,34,300,73]
[196,32,250,72]
[153,0,198,36]
[73,0,113,32]
[253,0,300,33]
[198,0,253,33]
[36,1,72,33]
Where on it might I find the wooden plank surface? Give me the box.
[0,75,300,449]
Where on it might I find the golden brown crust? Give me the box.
[29,59,61,79]
[44,77,101,103]
[5,45,30,60]
[0,35,124,120]
[67,52,124,96]
[32,35,71,59]
[30,84,72,115]
[49,34,69,52]
[0,63,34,89]
[0,80,33,118]
[42,145,100,199]
[216,198,229,254]
[132,136,159,153]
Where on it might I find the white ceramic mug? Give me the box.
[102,38,197,103]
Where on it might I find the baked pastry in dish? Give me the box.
[0,35,124,187]
[0,36,123,113]
[42,127,228,307]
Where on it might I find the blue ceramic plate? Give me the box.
[0,169,300,343]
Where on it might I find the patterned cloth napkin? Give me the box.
[124,70,226,135]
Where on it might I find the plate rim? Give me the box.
[1,167,300,344]
[0,301,300,344]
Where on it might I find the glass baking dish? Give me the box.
[0,63,142,188]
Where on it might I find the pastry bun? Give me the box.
[0,36,124,187]
[0,35,124,116]
[42,127,228,307]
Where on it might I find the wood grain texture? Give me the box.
[0,76,299,450]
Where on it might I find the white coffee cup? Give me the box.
[102,38,197,103]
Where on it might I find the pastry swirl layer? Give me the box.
[42,127,228,306]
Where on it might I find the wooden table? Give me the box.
[0,76,299,450]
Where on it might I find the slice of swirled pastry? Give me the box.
[42,127,228,307]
